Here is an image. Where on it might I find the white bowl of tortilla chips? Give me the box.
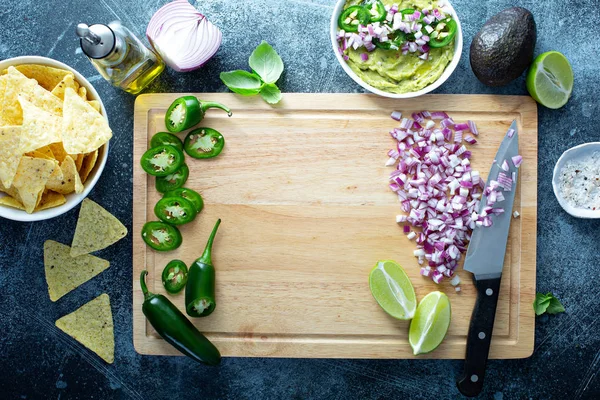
[0,56,111,222]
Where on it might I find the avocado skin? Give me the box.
[470,7,537,87]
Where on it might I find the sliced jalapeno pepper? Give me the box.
[338,5,370,33]
[428,18,457,48]
[140,145,185,177]
[186,219,221,318]
[162,260,188,294]
[156,164,189,193]
[141,221,182,251]
[366,0,386,23]
[163,188,204,214]
[154,196,197,226]
[165,96,232,133]
[184,128,225,159]
[150,132,184,151]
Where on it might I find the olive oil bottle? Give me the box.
[76,22,164,94]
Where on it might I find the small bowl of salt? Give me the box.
[553,142,600,219]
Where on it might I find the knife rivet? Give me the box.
[486,288,493,296]
[478,332,486,339]
[471,375,479,383]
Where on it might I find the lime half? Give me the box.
[369,260,417,320]
[409,291,451,355]
[526,51,573,109]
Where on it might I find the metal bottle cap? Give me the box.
[76,23,115,59]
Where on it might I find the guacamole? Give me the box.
[340,0,455,94]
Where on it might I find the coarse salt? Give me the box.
[558,152,600,211]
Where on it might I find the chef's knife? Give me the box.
[457,120,519,397]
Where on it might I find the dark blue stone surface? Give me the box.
[1,1,599,399]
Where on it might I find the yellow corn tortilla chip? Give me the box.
[74,154,84,172]
[15,64,72,92]
[80,150,99,184]
[55,293,114,364]
[49,142,68,163]
[62,88,112,154]
[25,150,54,160]
[78,86,88,100]
[45,155,83,195]
[51,73,79,101]
[0,67,38,125]
[0,75,6,115]
[88,100,101,112]
[29,84,63,115]
[0,195,25,210]
[18,95,62,154]
[44,241,110,301]
[36,191,66,211]
[71,198,128,257]
[0,180,21,200]
[12,156,57,213]
[34,145,55,160]
[0,126,23,187]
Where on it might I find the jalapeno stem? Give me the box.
[140,270,152,300]
[198,219,221,265]
[200,101,232,117]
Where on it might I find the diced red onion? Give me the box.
[360,53,369,62]
[468,120,478,136]
[501,160,509,171]
[454,122,469,131]
[512,155,523,168]
[464,135,477,145]
[507,129,515,138]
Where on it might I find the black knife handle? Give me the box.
[456,277,502,397]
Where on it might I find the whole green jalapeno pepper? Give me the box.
[165,96,232,133]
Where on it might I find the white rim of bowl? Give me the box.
[552,142,600,219]
[0,56,109,222]
[330,0,463,98]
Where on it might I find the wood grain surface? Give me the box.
[133,94,537,359]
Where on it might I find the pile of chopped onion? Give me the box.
[337,1,454,62]
[386,111,517,288]
[147,0,222,72]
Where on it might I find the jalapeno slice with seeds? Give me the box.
[154,196,197,226]
[150,132,184,151]
[338,5,370,33]
[163,188,204,214]
[156,164,189,193]
[428,18,457,48]
[161,260,188,294]
[140,145,185,177]
[184,128,225,159]
[141,221,182,251]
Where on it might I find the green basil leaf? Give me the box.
[249,41,284,84]
[220,70,263,96]
[260,83,282,104]
[533,293,551,316]
[546,296,565,314]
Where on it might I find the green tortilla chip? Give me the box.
[44,240,110,301]
[70,198,128,257]
[55,293,114,364]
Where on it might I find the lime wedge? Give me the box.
[369,260,417,320]
[526,51,573,109]
[409,291,451,355]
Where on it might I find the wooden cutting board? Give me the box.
[133,94,537,359]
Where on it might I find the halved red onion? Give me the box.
[147,0,222,72]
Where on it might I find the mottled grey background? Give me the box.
[1,0,599,399]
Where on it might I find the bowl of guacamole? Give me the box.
[331,0,463,98]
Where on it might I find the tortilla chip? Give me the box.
[74,154,84,172]
[36,191,66,211]
[18,95,62,154]
[34,145,55,160]
[0,67,38,125]
[88,100,101,112]
[0,126,23,187]
[62,88,112,154]
[25,150,54,160]
[0,195,25,210]
[0,180,21,200]
[78,86,88,100]
[44,240,110,301]
[70,199,128,257]
[12,156,56,213]
[0,75,6,116]
[55,293,114,364]
[49,142,68,163]
[51,74,79,101]
[15,64,72,92]
[45,156,83,195]
[80,150,99,184]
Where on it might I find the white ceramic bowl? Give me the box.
[0,56,109,222]
[330,0,463,98]
[552,142,600,219]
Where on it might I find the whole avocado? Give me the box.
[470,7,536,87]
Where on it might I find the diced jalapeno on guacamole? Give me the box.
[140,145,184,177]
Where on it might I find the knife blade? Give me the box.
[457,120,519,398]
